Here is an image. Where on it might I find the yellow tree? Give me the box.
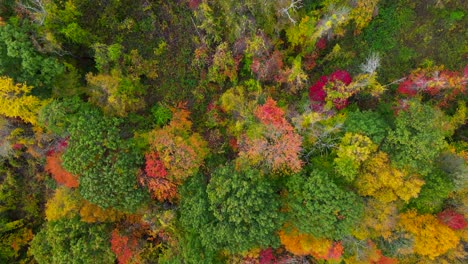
[0,76,43,125]
[399,210,460,259]
[355,152,424,203]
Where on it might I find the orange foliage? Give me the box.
[279,228,343,260]
[45,152,79,188]
[138,173,178,202]
[110,229,140,264]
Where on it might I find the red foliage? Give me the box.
[316,38,327,50]
[438,209,467,230]
[45,152,79,188]
[259,248,277,264]
[309,70,353,111]
[326,242,344,260]
[330,70,352,85]
[110,229,138,264]
[138,171,178,202]
[397,66,467,107]
[188,0,202,10]
[255,98,288,128]
[144,152,167,178]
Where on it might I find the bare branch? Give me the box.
[281,0,303,24]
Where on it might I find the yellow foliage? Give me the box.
[356,152,424,203]
[79,200,123,223]
[350,0,379,34]
[353,199,398,240]
[0,76,43,125]
[45,187,80,221]
[399,211,460,259]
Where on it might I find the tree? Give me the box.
[355,152,424,203]
[279,227,343,260]
[57,104,148,212]
[352,199,398,240]
[179,165,283,254]
[0,17,63,88]
[86,70,147,117]
[285,169,363,240]
[334,133,378,182]
[382,100,449,176]
[344,109,389,144]
[140,106,208,202]
[45,187,80,221]
[0,77,43,125]
[406,169,454,214]
[110,229,140,264]
[398,210,460,259]
[29,217,115,264]
[237,98,303,173]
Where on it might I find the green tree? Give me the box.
[383,100,450,176]
[0,17,63,89]
[406,169,454,214]
[42,101,148,212]
[344,109,389,144]
[285,169,363,240]
[179,165,283,254]
[29,217,115,264]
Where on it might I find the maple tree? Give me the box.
[352,199,398,240]
[437,209,467,230]
[110,229,140,264]
[397,66,467,107]
[399,210,460,259]
[237,97,303,173]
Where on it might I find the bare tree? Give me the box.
[17,0,47,25]
[281,0,303,24]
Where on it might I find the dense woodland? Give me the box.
[0,0,467,263]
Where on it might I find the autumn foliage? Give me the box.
[309,70,353,111]
[238,98,302,173]
[279,228,343,260]
[140,105,208,201]
[397,66,467,107]
[437,209,467,230]
[110,229,139,264]
[45,152,79,188]
[399,210,460,259]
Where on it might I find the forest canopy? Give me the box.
[0,0,467,263]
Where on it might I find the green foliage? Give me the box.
[344,109,389,144]
[383,100,449,176]
[179,165,282,254]
[407,169,454,214]
[56,103,148,212]
[29,217,115,264]
[151,103,172,127]
[285,169,363,240]
[0,17,64,89]
[38,97,84,136]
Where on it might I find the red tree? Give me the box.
[45,152,79,188]
[438,209,467,230]
[110,229,139,264]
[309,70,353,111]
